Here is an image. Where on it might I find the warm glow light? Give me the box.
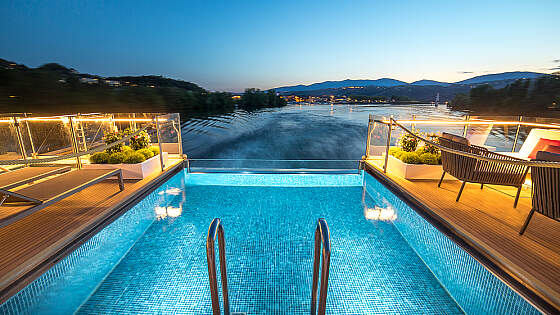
[157,187,182,196]
[524,178,532,186]
[365,206,397,221]
[167,206,182,218]
[18,117,165,123]
[155,205,183,219]
[380,119,560,129]
[155,206,167,219]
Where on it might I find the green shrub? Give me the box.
[398,133,419,152]
[419,153,438,165]
[437,153,442,164]
[399,151,421,164]
[393,150,404,159]
[415,147,426,155]
[129,129,151,150]
[89,152,109,164]
[136,148,154,159]
[388,147,401,156]
[108,152,126,164]
[422,134,440,155]
[122,145,133,152]
[103,132,124,154]
[148,146,160,156]
[123,152,146,164]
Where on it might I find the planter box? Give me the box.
[84,152,169,179]
[385,155,443,180]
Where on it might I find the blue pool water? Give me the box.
[1,171,538,314]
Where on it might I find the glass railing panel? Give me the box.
[155,113,181,155]
[21,117,74,158]
[0,118,23,166]
[74,114,114,154]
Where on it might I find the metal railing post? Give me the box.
[154,115,165,172]
[364,114,373,157]
[77,114,88,152]
[206,218,230,315]
[68,116,82,169]
[22,113,37,158]
[175,118,183,156]
[311,218,331,315]
[512,115,523,152]
[12,117,28,164]
[463,115,470,137]
[383,118,393,173]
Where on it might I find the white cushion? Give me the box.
[518,129,560,159]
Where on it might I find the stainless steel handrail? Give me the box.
[311,218,331,315]
[206,218,230,315]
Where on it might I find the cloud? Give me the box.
[549,66,560,70]
[553,59,560,63]
[458,71,474,74]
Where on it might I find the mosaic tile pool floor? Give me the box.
[73,183,462,314]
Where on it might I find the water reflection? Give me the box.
[181,104,464,168]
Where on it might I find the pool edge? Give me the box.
[363,162,558,314]
[0,161,185,305]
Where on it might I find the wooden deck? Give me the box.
[364,159,560,312]
[0,158,184,303]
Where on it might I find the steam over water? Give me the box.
[181,104,463,169]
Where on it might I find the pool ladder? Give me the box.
[206,218,331,315]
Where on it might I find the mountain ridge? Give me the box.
[275,71,546,93]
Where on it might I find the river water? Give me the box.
[180,104,464,169]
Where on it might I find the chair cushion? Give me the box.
[528,138,560,159]
[535,151,560,162]
[441,132,470,145]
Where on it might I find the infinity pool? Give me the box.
[1,171,538,314]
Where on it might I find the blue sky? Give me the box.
[1,0,559,91]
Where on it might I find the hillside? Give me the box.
[275,78,407,93]
[455,72,544,84]
[275,72,548,93]
[0,58,285,115]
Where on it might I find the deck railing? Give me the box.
[0,113,181,170]
[364,114,560,173]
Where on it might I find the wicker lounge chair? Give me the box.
[0,168,124,207]
[438,133,529,207]
[519,151,560,235]
[0,166,71,192]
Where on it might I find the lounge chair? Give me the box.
[0,169,124,208]
[0,166,71,191]
[519,151,560,235]
[438,133,529,207]
[499,128,560,160]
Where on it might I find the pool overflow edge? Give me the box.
[363,162,559,314]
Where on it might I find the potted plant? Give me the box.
[85,129,168,179]
[385,132,443,179]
